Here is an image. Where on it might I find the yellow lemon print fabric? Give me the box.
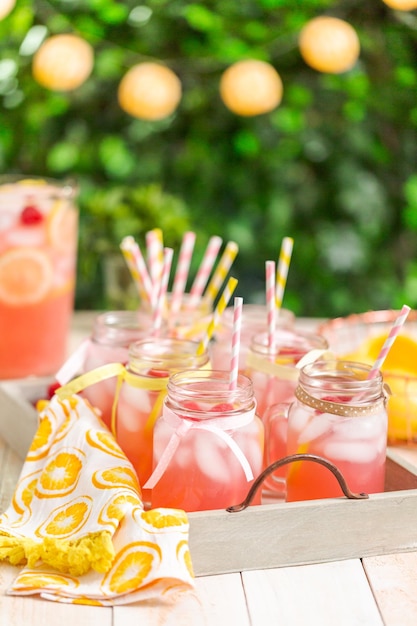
[0,395,194,605]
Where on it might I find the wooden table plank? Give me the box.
[363,552,417,626]
[194,573,251,625]
[115,573,252,626]
[242,560,383,626]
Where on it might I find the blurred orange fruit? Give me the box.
[299,16,360,74]
[381,0,417,9]
[33,34,94,91]
[0,0,15,20]
[220,59,283,116]
[118,62,182,120]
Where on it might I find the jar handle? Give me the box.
[226,453,369,512]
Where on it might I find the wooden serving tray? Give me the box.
[189,449,417,576]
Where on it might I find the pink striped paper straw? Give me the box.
[229,297,243,390]
[170,231,196,315]
[276,236,294,311]
[367,305,411,379]
[146,228,164,308]
[266,260,276,351]
[152,247,174,335]
[120,236,153,306]
[203,240,239,308]
[188,235,223,308]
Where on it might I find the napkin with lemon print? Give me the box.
[0,394,194,605]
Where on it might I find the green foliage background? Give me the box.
[1,0,417,317]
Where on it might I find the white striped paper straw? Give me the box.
[229,297,243,390]
[146,228,164,308]
[276,236,294,311]
[152,247,174,335]
[170,231,196,315]
[197,276,238,356]
[266,260,276,351]
[367,305,411,379]
[120,236,153,306]
[188,235,223,308]
[203,240,239,308]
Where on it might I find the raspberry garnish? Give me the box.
[20,204,43,225]
[47,381,61,399]
[211,402,234,412]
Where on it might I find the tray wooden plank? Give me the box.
[189,451,417,577]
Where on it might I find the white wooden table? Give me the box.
[1,312,417,625]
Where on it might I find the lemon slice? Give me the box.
[344,334,417,377]
[47,199,78,252]
[0,247,53,305]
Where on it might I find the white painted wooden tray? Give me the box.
[188,451,417,576]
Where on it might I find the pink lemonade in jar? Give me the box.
[80,310,157,428]
[147,370,264,512]
[245,329,328,496]
[211,303,295,374]
[0,177,78,379]
[115,338,210,500]
[286,361,388,502]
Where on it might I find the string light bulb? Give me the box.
[220,59,283,117]
[32,34,94,91]
[118,62,182,121]
[0,0,15,20]
[381,0,417,9]
[299,16,360,74]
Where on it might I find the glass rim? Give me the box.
[0,174,78,197]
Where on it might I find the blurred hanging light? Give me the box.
[299,16,360,74]
[381,0,417,9]
[117,62,182,121]
[219,59,283,117]
[0,0,15,21]
[32,34,94,91]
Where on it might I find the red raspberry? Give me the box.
[211,403,234,412]
[47,381,61,399]
[182,400,201,411]
[20,204,43,225]
[147,368,169,377]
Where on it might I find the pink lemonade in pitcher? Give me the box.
[0,177,78,379]
[286,361,388,502]
[148,370,264,512]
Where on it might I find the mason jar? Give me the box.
[285,360,388,502]
[211,303,295,374]
[145,369,265,512]
[81,310,158,428]
[115,337,210,502]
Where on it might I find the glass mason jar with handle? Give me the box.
[285,359,388,502]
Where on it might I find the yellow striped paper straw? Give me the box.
[120,236,153,305]
[202,241,239,308]
[197,276,238,355]
[275,236,294,310]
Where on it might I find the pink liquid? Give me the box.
[0,290,74,379]
[116,371,167,493]
[150,396,264,512]
[286,403,387,501]
[0,178,77,379]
